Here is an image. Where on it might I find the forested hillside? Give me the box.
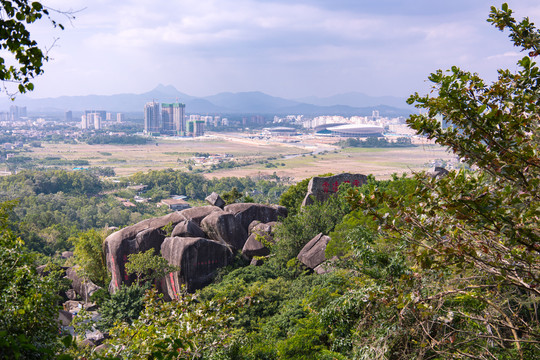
[0,3,539,360]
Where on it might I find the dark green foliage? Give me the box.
[98,284,147,330]
[0,169,103,195]
[272,184,351,266]
[278,176,310,216]
[84,135,148,145]
[71,229,108,287]
[337,136,415,148]
[125,248,178,286]
[0,201,65,359]
[221,186,243,205]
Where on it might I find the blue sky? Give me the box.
[25,0,540,99]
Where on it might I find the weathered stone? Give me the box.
[66,266,101,302]
[58,310,73,326]
[103,212,186,293]
[61,251,74,259]
[297,233,331,269]
[65,289,78,300]
[80,339,95,347]
[250,258,264,266]
[430,166,449,178]
[86,330,105,345]
[161,237,233,295]
[247,220,262,234]
[171,220,207,238]
[242,233,271,258]
[205,192,226,209]
[178,205,224,226]
[302,173,367,206]
[200,212,248,250]
[242,222,276,258]
[63,300,83,314]
[224,203,287,231]
[94,343,110,353]
[313,257,338,275]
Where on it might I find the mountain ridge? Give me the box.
[2,85,413,116]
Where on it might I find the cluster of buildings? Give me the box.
[144,101,201,136]
[0,106,27,121]
[81,110,125,130]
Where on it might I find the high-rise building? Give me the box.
[144,101,161,133]
[65,111,73,122]
[85,110,106,120]
[187,120,205,137]
[161,102,186,135]
[81,115,88,129]
[116,113,125,123]
[106,112,113,121]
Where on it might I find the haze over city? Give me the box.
[25,0,540,100]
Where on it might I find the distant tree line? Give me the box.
[337,136,415,148]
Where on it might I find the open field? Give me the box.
[29,134,456,182]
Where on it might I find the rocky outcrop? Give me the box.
[104,211,186,293]
[171,220,207,238]
[302,173,367,206]
[297,233,331,269]
[242,222,276,259]
[178,205,223,225]
[66,266,101,302]
[161,237,233,295]
[224,203,287,231]
[104,202,287,294]
[205,192,226,209]
[200,212,248,250]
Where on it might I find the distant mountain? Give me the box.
[203,91,301,113]
[296,92,410,110]
[2,85,412,116]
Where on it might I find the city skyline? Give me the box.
[23,1,540,100]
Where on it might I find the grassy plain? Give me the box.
[29,134,455,181]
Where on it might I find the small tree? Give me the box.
[125,248,178,286]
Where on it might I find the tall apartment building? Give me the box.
[161,102,186,135]
[144,101,161,133]
[116,113,125,123]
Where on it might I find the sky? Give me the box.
[20,0,540,99]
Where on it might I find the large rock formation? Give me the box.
[297,233,331,269]
[302,173,367,206]
[104,202,287,294]
[200,212,248,250]
[104,212,186,293]
[161,237,233,295]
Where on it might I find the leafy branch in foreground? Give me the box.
[348,3,540,359]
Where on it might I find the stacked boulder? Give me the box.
[104,203,287,295]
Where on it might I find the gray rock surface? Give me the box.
[179,205,223,225]
[171,220,207,238]
[302,173,367,206]
[104,212,186,293]
[242,222,276,258]
[58,310,73,326]
[224,203,287,231]
[200,211,248,250]
[297,233,331,269]
[161,236,233,295]
[66,266,101,302]
[205,192,226,209]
